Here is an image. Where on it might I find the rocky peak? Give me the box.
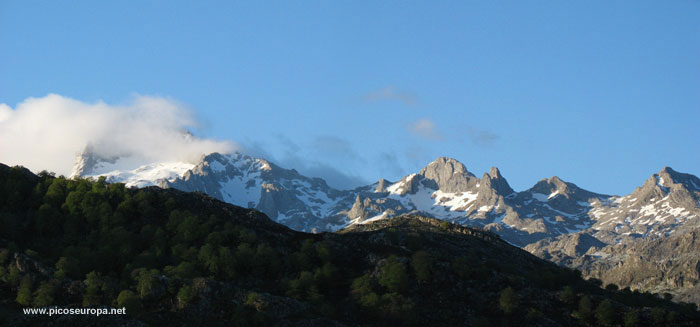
[630,167,700,210]
[420,157,469,175]
[375,178,390,193]
[418,157,478,193]
[482,167,514,196]
[530,175,581,197]
[348,194,367,221]
[635,169,682,201]
[657,166,700,191]
[69,145,119,178]
[487,167,502,179]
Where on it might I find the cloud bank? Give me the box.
[0,94,235,176]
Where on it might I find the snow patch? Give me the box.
[94,162,195,188]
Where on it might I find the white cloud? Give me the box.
[0,104,12,123]
[407,118,443,140]
[0,94,236,176]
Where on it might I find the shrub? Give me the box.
[595,299,615,326]
[116,290,141,314]
[411,251,433,282]
[178,285,194,307]
[33,281,56,307]
[573,296,593,323]
[605,283,619,291]
[378,256,408,294]
[559,285,576,305]
[16,275,33,306]
[499,287,518,315]
[623,310,640,327]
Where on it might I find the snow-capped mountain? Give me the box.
[586,167,700,243]
[74,150,700,248]
[524,167,700,302]
[70,146,195,188]
[162,152,358,231]
[346,157,611,246]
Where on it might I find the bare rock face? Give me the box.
[418,157,479,193]
[14,252,54,277]
[485,167,514,196]
[347,195,367,221]
[375,178,390,193]
[524,233,606,261]
[557,228,700,304]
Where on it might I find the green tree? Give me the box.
[253,243,280,277]
[315,242,332,263]
[177,285,194,308]
[623,310,640,327]
[351,274,374,296]
[116,290,141,315]
[351,274,380,312]
[651,307,666,325]
[55,256,80,279]
[499,287,518,315]
[574,295,594,323]
[314,262,339,295]
[378,256,408,294]
[16,275,33,306]
[83,271,103,306]
[605,283,619,291]
[595,299,616,326]
[380,292,416,322]
[217,246,235,279]
[286,271,315,299]
[405,233,423,251]
[559,285,576,305]
[136,269,159,299]
[0,248,9,264]
[32,280,56,307]
[6,265,21,286]
[411,251,433,282]
[234,243,255,274]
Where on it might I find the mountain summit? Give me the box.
[417,157,478,193]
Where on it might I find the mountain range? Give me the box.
[5,163,697,326]
[71,149,700,301]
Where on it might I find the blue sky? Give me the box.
[1,1,699,195]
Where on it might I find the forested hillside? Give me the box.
[0,164,697,326]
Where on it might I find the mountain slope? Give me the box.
[1,164,698,326]
[525,167,700,301]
